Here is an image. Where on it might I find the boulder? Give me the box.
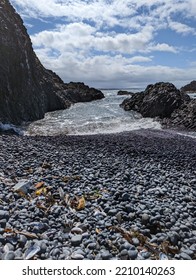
[0,1,104,125]
[120,82,190,118]
[62,82,104,102]
[120,82,196,131]
[117,90,134,96]
[161,99,196,130]
[181,81,196,93]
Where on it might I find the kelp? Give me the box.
[111,226,179,260]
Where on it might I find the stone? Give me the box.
[71,253,84,260]
[3,251,15,260]
[128,250,138,260]
[71,235,83,246]
[141,213,150,224]
[13,180,32,195]
[120,82,196,131]
[180,252,192,260]
[181,81,196,93]
[117,90,133,96]
[120,82,188,118]
[0,210,9,221]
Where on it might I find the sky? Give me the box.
[10,0,196,89]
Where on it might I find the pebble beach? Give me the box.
[0,129,196,260]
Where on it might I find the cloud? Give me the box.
[169,21,195,35]
[10,0,196,88]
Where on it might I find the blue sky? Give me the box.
[10,0,196,89]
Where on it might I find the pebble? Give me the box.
[71,253,84,260]
[0,210,9,221]
[3,251,15,260]
[71,235,83,246]
[128,250,138,260]
[0,131,196,260]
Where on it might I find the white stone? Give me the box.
[13,180,32,194]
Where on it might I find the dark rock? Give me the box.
[162,99,196,130]
[71,235,83,246]
[181,81,196,93]
[63,82,104,103]
[0,1,104,125]
[128,250,138,260]
[117,90,133,96]
[120,82,196,131]
[0,210,9,221]
[120,82,189,118]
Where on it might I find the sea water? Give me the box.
[25,89,162,136]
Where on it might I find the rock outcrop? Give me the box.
[120,82,196,131]
[120,82,189,118]
[181,81,196,93]
[161,99,196,130]
[62,82,104,103]
[117,90,133,96]
[0,0,104,125]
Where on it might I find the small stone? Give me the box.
[71,253,84,260]
[169,232,180,246]
[108,209,118,216]
[18,235,28,247]
[87,242,97,250]
[141,214,150,224]
[128,213,135,221]
[122,193,129,201]
[101,250,112,260]
[181,248,194,257]
[132,238,140,246]
[140,251,151,259]
[180,252,192,260]
[0,219,7,228]
[128,250,138,260]
[190,244,196,253]
[4,243,14,253]
[71,227,83,234]
[13,180,32,195]
[3,251,15,260]
[71,235,83,246]
[120,249,129,260]
[0,210,9,221]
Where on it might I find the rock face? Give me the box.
[120,82,189,118]
[161,99,196,130]
[63,82,104,103]
[120,82,196,130]
[181,81,196,93]
[0,0,104,125]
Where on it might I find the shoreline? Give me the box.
[0,129,196,260]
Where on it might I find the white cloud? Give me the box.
[10,0,196,88]
[169,21,195,35]
[148,43,178,53]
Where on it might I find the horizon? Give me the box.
[10,0,196,89]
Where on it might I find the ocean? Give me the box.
[25,89,162,136]
[1,89,195,137]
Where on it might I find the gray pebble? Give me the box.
[3,251,15,260]
[128,250,138,260]
[71,235,83,246]
[71,253,84,260]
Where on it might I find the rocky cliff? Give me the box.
[0,0,104,125]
